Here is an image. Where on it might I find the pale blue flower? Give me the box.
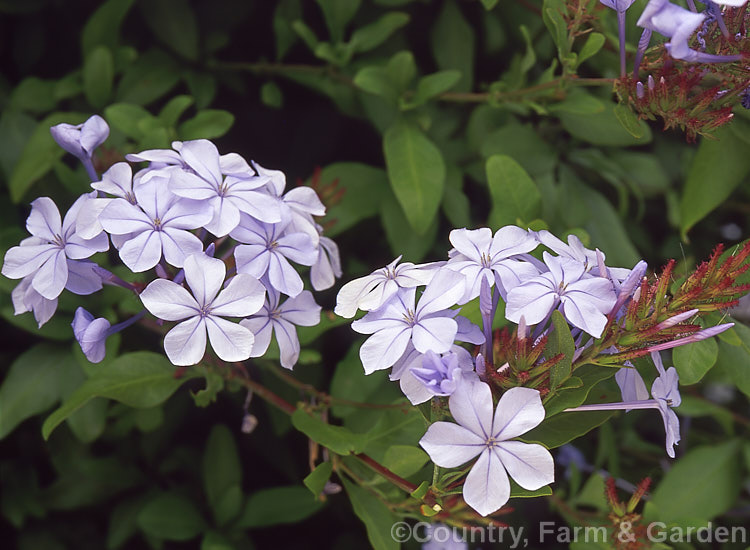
[2,195,109,299]
[169,140,281,236]
[240,286,321,369]
[505,252,616,338]
[351,269,466,374]
[50,115,109,181]
[139,253,266,366]
[231,214,318,297]
[445,226,539,303]
[334,255,438,318]
[99,177,213,272]
[419,382,554,516]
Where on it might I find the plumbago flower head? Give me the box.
[338,224,749,518]
[612,0,750,138]
[1,115,340,372]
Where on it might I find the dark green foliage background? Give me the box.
[2,0,750,548]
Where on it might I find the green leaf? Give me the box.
[273,0,302,60]
[42,352,199,439]
[316,0,360,42]
[480,123,556,178]
[350,12,410,53]
[9,112,87,203]
[158,95,194,127]
[0,344,73,439]
[201,532,235,550]
[342,478,398,550]
[383,120,445,234]
[83,46,114,108]
[137,493,206,541]
[178,110,235,140]
[521,410,614,449]
[116,49,180,105]
[142,0,199,61]
[549,90,604,115]
[431,0,474,92]
[577,32,605,66]
[481,0,499,8]
[412,70,461,105]
[547,311,575,389]
[0,109,36,182]
[386,51,416,94]
[9,77,57,113]
[191,369,224,407]
[203,425,242,523]
[672,337,718,385]
[303,461,334,498]
[260,82,283,108]
[649,440,741,523]
[185,71,217,109]
[381,193,438,261]
[486,154,542,228]
[291,407,364,454]
[104,103,155,139]
[613,103,645,139]
[542,0,569,58]
[81,0,136,55]
[354,66,398,103]
[236,486,323,528]
[510,479,552,498]
[714,323,750,397]
[441,163,471,228]
[382,445,429,478]
[558,102,652,146]
[543,365,616,416]
[680,125,750,238]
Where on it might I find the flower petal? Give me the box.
[206,316,254,362]
[139,279,198,320]
[359,325,411,374]
[448,381,494,440]
[419,421,485,467]
[184,253,225,306]
[211,273,266,317]
[463,448,511,517]
[495,440,554,490]
[164,316,207,366]
[493,387,546,440]
[412,316,457,354]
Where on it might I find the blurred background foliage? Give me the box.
[2,0,750,548]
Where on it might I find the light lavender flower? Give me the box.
[351,269,466,374]
[566,354,682,457]
[169,140,281,236]
[505,252,616,338]
[50,115,109,181]
[240,287,321,369]
[2,195,109,299]
[419,382,554,516]
[445,226,539,303]
[311,230,342,291]
[139,253,266,365]
[99,177,213,272]
[334,256,438,318]
[231,215,318,297]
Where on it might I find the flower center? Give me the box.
[198,303,213,318]
[153,217,162,230]
[485,436,500,449]
[270,308,282,320]
[52,234,65,248]
[480,252,492,269]
[402,308,416,326]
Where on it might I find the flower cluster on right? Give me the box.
[337,226,749,517]
[599,0,750,138]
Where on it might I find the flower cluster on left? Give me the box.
[2,115,340,368]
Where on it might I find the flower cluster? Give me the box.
[2,115,340,368]
[337,225,748,517]
[600,0,750,138]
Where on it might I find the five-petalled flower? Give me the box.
[139,253,266,366]
[420,382,554,516]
